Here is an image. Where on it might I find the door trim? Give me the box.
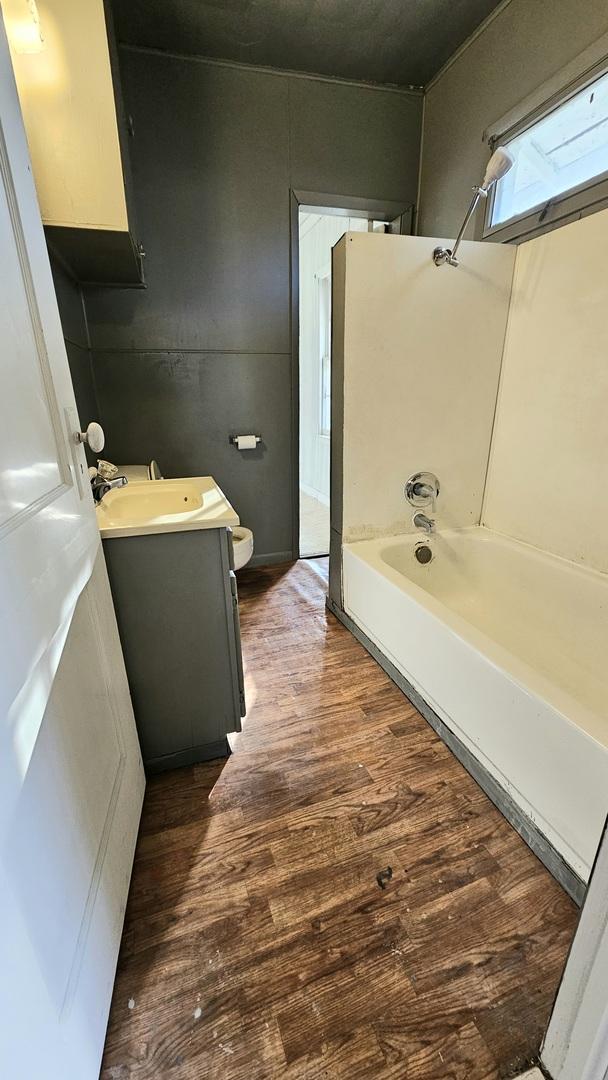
[542,814,608,1080]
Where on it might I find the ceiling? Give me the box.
[112,0,505,88]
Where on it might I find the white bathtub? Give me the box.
[343,527,608,884]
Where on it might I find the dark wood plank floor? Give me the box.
[101,558,578,1079]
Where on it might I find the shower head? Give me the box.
[480,146,514,192]
[433,145,515,267]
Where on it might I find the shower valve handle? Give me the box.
[405,472,440,510]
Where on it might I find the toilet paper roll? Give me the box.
[235,435,258,450]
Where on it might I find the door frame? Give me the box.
[542,814,608,1080]
[289,189,414,560]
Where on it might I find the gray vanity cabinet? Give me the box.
[103,526,245,772]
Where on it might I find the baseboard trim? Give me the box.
[327,595,585,907]
[247,550,294,568]
[145,738,230,774]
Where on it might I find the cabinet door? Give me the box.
[104,528,243,768]
[220,529,245,727]
[229,571,246,718]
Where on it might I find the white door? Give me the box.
[0,14,144,1079]
[542,818,608,1080]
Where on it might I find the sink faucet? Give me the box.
[91,475,128,503]
[413,511,435,535]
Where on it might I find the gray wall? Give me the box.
[418,0,608,239]
[50,256,99,465]
[83,48,422,563]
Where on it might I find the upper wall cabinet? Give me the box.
[3,0,144,285]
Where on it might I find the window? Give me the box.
[485,62,608,241]
[318,272,331,437]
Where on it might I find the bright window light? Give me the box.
[491,69,608,227]
[318,273,331,438]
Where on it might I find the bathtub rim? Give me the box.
[345,525,608,755]
[347,523,608,588]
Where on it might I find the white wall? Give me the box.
[333,232,515,542]
[299,213,367,503]
[483,208,608,573]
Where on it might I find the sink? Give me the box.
[96,476,240,539]
[101,480,203,522]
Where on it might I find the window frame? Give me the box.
[483,54,608,245]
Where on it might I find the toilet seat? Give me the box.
[232,526,254,570]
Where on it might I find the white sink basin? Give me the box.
[101,480,203,522]
[96,476,240,539]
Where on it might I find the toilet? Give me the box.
[231,526,254,571]
[116,460,254,570]
[117,460,163,482]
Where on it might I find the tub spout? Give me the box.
[413,512,435,535]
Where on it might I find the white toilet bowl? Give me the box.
[232,526,254,570]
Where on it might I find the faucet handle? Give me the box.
[405,472,440,510]
[416,483,436,511]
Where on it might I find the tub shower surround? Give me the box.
[329,231,516,555]
[330,221,608,897]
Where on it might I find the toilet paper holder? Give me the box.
[230,434,262,448]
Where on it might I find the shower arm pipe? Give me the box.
[432,146,514,268]
[433,186,488,267]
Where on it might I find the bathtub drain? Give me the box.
[414,544,433,565]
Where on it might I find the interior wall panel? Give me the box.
[484,209,608,573]
[93,350,293,561]
[83,47,422,560]
[85,53,291,354]
[50,256,99,458]
[288,76,421,203]
[418,0,608,239]
[333,232,515,542]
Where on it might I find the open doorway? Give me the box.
[298,211,392,557]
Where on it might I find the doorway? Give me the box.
[292,193,413,561]
[298,211,368,556]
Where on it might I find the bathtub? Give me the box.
[342,527,608,886]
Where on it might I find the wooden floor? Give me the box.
[101,558,578,1079]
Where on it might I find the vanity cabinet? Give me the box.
[103,527,245,772]
[5,0,143,285]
